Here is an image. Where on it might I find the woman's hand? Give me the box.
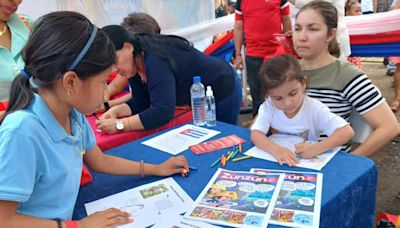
[99,108,119,120]
[294,142,321,159]
[96,118,119,134]
[271,146,299,167]
[155,155,189,176]
[78,208,133,228]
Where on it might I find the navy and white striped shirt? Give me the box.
[304,60,384,151]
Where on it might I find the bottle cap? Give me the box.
[206,86,213,96]
[193,76,201,83]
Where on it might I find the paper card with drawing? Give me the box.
[245,134,340,170]
[85,178,193,228]
[142,124,220,155]
[250,168,322,228]
[184,169,284,228]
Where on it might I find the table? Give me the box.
[73,122,377,227]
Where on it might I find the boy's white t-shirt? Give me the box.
[251,96,349,141]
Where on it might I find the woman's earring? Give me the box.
[68,90,73,96]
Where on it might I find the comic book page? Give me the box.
[85,178,193,228]
[245,134,340,170]
[250,168,323,228]
[184,169,284,228]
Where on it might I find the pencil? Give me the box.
[230,150,239,160]
[226,151,234,161]
[232,155,252,162]
[210,157,221,167]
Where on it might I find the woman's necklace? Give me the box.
[0,24,7,37]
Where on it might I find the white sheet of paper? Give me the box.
[250,168,323,228]
[142,124,220,155]
[152,214,221,228]
[85,178,193,228]
[245,134,339,170]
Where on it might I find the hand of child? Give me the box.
[156,155,189,176]
[294,142,321,159]
[95,118,119,134]
[79,208,133,228]
[272,147,299,167]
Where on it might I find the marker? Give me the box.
[239,144,243,153]
[232,155,252,162]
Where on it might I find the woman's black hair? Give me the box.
[102,25,192,75]
[1,11,115,123]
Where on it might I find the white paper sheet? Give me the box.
[85,178,193,228]
[184,169,284,228]
[152,214,221,228]
[245,134,339,170]
[250,168,323,228]
[142,124,220,155]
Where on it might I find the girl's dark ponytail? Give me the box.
[1,74,34,123]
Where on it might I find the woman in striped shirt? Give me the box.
[292,1,399,156]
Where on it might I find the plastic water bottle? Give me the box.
[190,76,206,126]
[206,86,216,127]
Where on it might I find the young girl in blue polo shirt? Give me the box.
[0,11,189,228]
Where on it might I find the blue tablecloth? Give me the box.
[73,122,377,227]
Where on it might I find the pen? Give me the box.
[189,166,198,170]
[232,155,252,162]
[92,113,99,120]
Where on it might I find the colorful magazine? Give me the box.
[250,168,323,228]
[184,169,284,228]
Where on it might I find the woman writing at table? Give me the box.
[0,0,33,114]
[292,0,399,156]
[0,11,189,228]
[96,25,242,134]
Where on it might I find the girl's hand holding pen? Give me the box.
[294,142,321,159]
[155,155,189,177]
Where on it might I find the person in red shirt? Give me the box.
[233,0,292,116]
